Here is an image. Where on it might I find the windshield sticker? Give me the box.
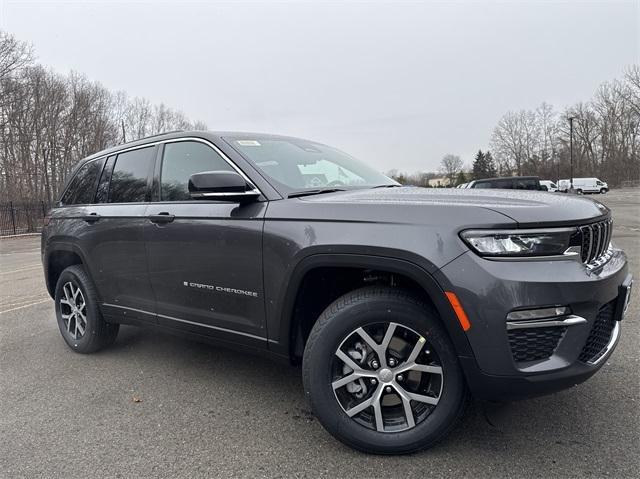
[236,140,261,147]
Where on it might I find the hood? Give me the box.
[301,187,610,226]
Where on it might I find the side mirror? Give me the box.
[188,171,260,202]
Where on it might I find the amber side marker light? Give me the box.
[445,291,471,332]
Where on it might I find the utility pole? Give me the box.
[121,120,126,143]
[568,116,575,192]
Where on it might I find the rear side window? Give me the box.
[473,179,513,189]
[160,141,233,201]
[60,158,105,205]
[109,147,155,203]
[515,178,539,190]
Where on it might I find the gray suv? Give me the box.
[42,131,633,454]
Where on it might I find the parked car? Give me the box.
[466,176,542,190]
[455,182,468,188]
[558,178,609,194]
[42,131,632,454]
[539,180,559,192]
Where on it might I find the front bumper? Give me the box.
[436,247,630,401]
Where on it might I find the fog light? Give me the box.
[506,306,570,321]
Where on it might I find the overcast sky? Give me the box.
[1,0,638,172]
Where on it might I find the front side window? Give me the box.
[60,158,105,205]
[515,178,539,190]
[108,147,155,203]
[473,179,512,189]
[160,141,234,201]
[225,136,396,193]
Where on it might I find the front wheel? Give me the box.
[302,287,466,454]
[600,188,608,194]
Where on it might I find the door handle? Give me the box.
[83,213,100,223]
[148,212,175,224]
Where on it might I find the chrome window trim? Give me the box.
[506,315,587,330]
[61,136,264,203]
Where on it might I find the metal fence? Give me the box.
[0,202,50,236]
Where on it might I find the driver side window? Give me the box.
[160,141,233,201]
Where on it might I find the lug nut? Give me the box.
[388,357,397,367]
[385,386,393,393]
[371,378,377,385]
[425,350,431,355]
[371,360,379,369]
[397,374,404,382]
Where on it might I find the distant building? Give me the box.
[427,177,451,187]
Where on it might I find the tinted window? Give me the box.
[60,158,105,205]
[109,147,155,203]
[95,156,116,203]
[473,179,513,189]
[515,178,539,190]
[160,141,233,201]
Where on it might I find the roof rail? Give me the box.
[120,130,184,146]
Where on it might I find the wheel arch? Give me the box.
[44,241,93,299]
[273,253,475,365]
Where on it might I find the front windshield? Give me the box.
[224,136,397,193]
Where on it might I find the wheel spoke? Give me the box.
[394,386,416,428]
[335,349,363,373]
[380,322,397,351]
[332,373,364,390]
[404,390,439,406]
[345,396,375,417]
[66,314,73,332]
[63,283,73,303]
[396,362,443,376]
[406,335,426,364]
[76,318,85,336]
[355,327,381,355]
[60,298,72,307]
[372,388,385,432]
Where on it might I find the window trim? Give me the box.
[58,136,263,206]
[156,139,248,202]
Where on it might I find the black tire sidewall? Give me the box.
[303,289,465,454]
[54,265,103,353]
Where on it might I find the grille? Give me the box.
[579,302,617,363]
[579,219,612,266]
[508,327,567,362]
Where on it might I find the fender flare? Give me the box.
[43,239,95,298]
[270,252,475,362]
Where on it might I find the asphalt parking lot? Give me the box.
[1,189,639,478]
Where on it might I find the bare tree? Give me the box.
[440,154,463,186]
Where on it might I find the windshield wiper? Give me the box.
[288,188,346,198]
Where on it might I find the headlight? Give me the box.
[460,228,579,257]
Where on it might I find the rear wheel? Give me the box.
[576,189,583,195]
[54,265,119,353]
[302,287,466,454]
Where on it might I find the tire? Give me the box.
[576,189,583,195]
[54,264,119,353]
[600,188,607,194]
[302,286,466,454]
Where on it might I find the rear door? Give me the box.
[144,139,267,346]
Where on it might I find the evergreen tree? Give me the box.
[485,151,498,177]
[472,150,486,179]
[455,170,467,186]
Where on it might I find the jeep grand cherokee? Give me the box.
[41,131,633,454]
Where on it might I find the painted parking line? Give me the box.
[0,298,51,315]
[0,264,42,275]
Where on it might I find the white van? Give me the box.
[539,180,558,192]
[557,178,608,194]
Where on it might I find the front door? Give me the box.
[144,139,267,346]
